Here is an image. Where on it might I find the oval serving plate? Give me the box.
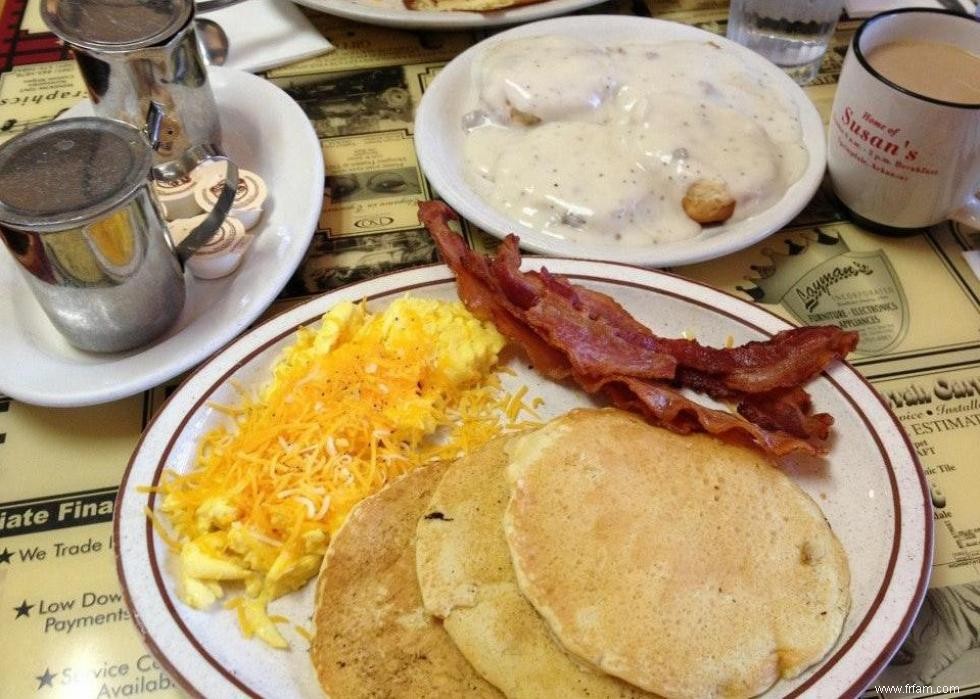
[415,15,827,268]
[116,260,929,698]
[290,0,607,31]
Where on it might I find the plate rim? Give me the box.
[414,14,827,267]
[289,0,608,30]
[114,259,932,699]
[0,66,323,408]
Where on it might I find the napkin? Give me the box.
[199,0,333,74]
[844,0,976,19]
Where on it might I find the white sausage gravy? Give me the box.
[463,36,808,246]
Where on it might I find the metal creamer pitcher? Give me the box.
[0,117,237,352]
[42,0,221,162]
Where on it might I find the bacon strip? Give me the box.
[496,252,677,382]
[671,368,835,441]
[474,223,858,394]
[738,387,834,441]
[418,200,855,457]
[600,378,821,456]
[418,204,571,380]
[419,202,676,382]
[524,265,856,393]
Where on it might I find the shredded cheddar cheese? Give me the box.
[152,297,539,648]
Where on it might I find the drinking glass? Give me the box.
[727,0,845,84]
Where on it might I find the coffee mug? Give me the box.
[827,9,980,233]
[0,117,237,353]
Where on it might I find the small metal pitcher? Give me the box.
[42,0,221,162]
[0,117,237,353]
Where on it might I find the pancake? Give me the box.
[310,462,501,699]
[416,437,655,699]
[504,409,850,699]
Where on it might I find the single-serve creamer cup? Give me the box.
[827,9,980,234]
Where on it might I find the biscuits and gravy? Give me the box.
[462,36,808,246]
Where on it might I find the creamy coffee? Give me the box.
[865,40,980,104]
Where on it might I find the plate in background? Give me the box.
[415,15,827,267]
[291,0,607,30]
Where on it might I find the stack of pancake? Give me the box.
[310,409,851,699]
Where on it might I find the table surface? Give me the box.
[0,1,978,698]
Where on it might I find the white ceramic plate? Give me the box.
[116,260,930,699]
[415,16,827,267]
[290,0,606,30]
[0,67,323,407]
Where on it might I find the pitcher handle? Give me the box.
[144,101,239,264]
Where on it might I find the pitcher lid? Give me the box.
[41,0,194,52]
[0,117,153,232]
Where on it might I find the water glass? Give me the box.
[727,0,845,84]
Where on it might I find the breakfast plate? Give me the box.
[290,0,606,30]
[0,66,323,407]
[115,260,930,698]
[414,15,827,267]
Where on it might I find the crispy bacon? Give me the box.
[524,267,856,394]
[737,387,834,441]
[418,200,857,457]
[600,378,820,456]
[418,203,571,379]
[474,223,859,395]
[419,202,676,382]
[502,272,677,381]
[671,368,835,440]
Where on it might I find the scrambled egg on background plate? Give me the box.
[153,297,529,648]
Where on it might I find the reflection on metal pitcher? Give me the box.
[0,117,237,353]
[42,0,222,162]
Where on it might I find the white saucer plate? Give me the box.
[116,260,930,699]
[415,16,827,267]
[0,66,323,407]
[291,0,607,30]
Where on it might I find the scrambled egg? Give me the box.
[156,297,520,648]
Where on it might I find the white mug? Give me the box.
[827,9,980,234]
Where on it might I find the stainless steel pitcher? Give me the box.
[0,117,237,352]
[42,0,222,162]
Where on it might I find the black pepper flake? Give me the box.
[424,511,453,521]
